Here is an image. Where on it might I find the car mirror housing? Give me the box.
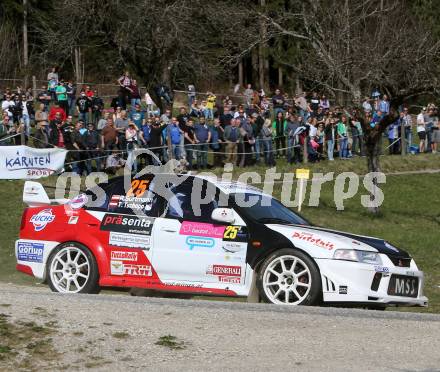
[211,208,235,224]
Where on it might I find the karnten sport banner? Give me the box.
[0,146,67,179]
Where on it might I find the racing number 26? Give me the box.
[127,180,149,197]
[224,226,239,240]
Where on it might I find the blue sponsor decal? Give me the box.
[17,242,44,262]
[185,236,215,250]
[374,265,390,273]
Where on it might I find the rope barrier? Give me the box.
[0,132,21,142]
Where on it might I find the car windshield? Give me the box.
[231,193,310,226]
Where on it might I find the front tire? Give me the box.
[257,248,321,306]
[47,242,100,294]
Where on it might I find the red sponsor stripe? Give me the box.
[99,277,238,296]
[16,263,34,276]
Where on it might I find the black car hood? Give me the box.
[295,225,411,258]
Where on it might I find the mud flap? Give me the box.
[246,272,261,303]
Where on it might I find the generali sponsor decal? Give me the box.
[111,251,138,261]
[291,231,334,250]
[207,265,241,277]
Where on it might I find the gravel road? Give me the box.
[0,283,439,372]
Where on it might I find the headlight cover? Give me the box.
[333,249,382,265]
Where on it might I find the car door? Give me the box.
[85,175,165,279]
[151,178,249,285]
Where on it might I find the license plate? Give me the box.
[388,275,419,298]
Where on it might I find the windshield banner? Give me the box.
[0,145,67,179]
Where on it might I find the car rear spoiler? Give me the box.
[23,181,69,207]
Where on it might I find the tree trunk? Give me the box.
[238,60,244,87]
[148,87,163,115]
[251,48,259,86]
[258,0,267,91]
[23,0,29,88]
[365,134,381,172]
[278,67,283,87]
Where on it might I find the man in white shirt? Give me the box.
[362,97,372,113]
[243,84,253,108]
[1,95,15,118]
[416,107,426,153]
[402,107,413,153]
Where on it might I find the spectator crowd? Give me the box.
[1,67,439,175]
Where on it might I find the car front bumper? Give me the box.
[316,256,428,307]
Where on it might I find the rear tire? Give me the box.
[257,248,321,306]
[47,242,100,294]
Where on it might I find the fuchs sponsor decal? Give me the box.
[291,231,334,250]
[17,242,44,262]
[180,221,225,238]
[222,226,248,242]
[109,232,151,249]
[69,193,88,210]
[30,209,55,231]
[108,195,153,211]
[111,250,138,261]
[100,213,154,235]
[110,261,152,276]
[339,285,348,294]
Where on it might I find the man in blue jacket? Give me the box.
[167,117,183,160]
[194,116,211,169]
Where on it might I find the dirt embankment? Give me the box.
[0,283,439,371]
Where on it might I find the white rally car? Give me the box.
[15,173,428,308]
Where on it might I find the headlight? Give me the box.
[333,249,382,265]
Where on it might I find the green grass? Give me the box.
[0,153,439,312]
[155,335,186,350]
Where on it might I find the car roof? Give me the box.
[105,173,269,196]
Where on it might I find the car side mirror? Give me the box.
[211,208,235,224]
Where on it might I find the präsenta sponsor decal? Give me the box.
[100,213,154,235]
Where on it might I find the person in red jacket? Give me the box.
[48,102,67,122]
